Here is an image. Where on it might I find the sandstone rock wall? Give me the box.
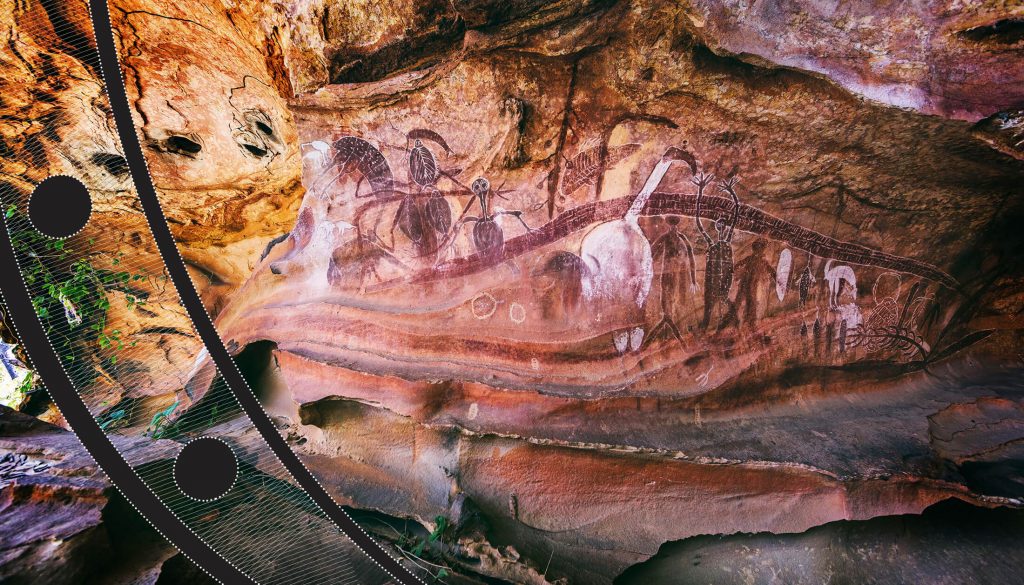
[1,0,1023,583]
[208,0,1024,582]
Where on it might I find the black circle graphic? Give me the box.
[173,437,237,501]
[29,176,92,238]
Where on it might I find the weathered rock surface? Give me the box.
[0,0,205,420]
[110,0,307,308]
[0,405,188,585]
[0,0,310,422]
[929,395,1024,497]
[0,405,401,585]
[199,0,1024,582]
[616,498,1024,585]
[3,0,1024,583]
[679,1,1024,121]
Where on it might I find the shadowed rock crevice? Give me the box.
[614,499,1024,585]
[327,17,466,84]
[4,0,1023,583]
[956,18,1024,46]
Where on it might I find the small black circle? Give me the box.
[173,437,237,501]
[29,176,92,238]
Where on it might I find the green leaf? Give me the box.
[429,516,448,542]
[17,372,34,395]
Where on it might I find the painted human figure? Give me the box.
[731,238,777,328]
[647,215,698,346]
[797,262,815,307]
[695,174,740,331]
[833,281,862,354]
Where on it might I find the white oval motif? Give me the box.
[509,302,526,324]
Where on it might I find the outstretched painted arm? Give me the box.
[694,179,712,245]
[723,182,740,242]
[682,234,698,293]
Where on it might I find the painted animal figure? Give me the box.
[311,136,394,201]
[580,147,694,352]
[581,147,694,308]
[396,138,453,251]
[441,178,531,262]
[823,259,857,309]
[408,139,439,187]
[797,262,815,306]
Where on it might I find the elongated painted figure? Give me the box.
[580,147,695,352]
[695,175,740,331]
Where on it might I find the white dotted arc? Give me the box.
[89,3,425,584]
[173,436,239,503]
[0,285,226,585]
[25,174,94,240]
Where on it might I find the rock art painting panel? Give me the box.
[2,0,1024,584]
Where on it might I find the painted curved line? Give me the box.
[386,192,959,291]
[86,1,421,583]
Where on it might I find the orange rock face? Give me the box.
[2,0,1023,583]
[204,1,1024,582]
[0,2,202,414]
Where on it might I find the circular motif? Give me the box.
[28,176,92,238]
[471,292,498,320]
[509,302,526,324]
[173,437,238,501]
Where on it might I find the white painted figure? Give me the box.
[579,148,693,353]
[823,259,857,309]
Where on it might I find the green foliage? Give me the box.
[16,371,33,396]
[391,515,454,582]
[7,211,148,387]
[429,515,449,543]
[97,407,127,431]
[147,400,180,439]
